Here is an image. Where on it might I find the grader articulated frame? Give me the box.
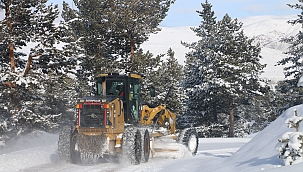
[58,73,198,165]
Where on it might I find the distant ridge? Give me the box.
[142,15,301,82]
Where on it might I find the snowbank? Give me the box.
[213,104,303,171]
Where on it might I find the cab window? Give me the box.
[129,79,140,121]
[106,80,125,96]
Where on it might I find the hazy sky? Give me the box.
[26,0,303,27]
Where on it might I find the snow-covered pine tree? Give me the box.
[275,0,303,111]
[277,109,303,165]
[131,48,184,115]
[234,90,276,137]
[61,0,119,74]
[62,0,175,75]
[105,0,175,71]
[278,0,303,80]
[0,0,75,146]
[131,48,162,103]
[216,14,268,137]
[182,1,268,137]
[274,79,303,115]
[181,0,220,128]
[152,48,184,113]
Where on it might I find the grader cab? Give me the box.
[58,73,198,165]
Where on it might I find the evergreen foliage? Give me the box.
[60,0,175,96]
[278,0,303,80]
[274,79,303,115]
[153,48,184,113]
[131,48,184,113]
[0,0,76,145]
[181,1,268,137]
[61,0,175,75]
[276,0,303,111]
[277,109,303,165]
[235,90,277,136]
[131,48,162,102]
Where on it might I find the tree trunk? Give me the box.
[129,32,135,71]
[9,42,15,71]
[23,54,33,77]
[229,98,235,137]
[6,2,15,71]
[4,2,20,108]
[130,37,135,60]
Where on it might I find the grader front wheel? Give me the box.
[178,128,199,155]
[141,129,150,163]
[58,125,72,162]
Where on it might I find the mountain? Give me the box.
[141,15,301,82]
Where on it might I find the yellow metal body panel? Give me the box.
[129,73,143,79]
[76,98,125,154]
[140,104,177,135]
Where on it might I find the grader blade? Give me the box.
[151,136,188,159]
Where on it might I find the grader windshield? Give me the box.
[96,79,125,97]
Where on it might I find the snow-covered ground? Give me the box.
[1,104,303,171]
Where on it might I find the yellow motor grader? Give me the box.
[58,73,198,164]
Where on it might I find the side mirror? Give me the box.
[150,86,155,97]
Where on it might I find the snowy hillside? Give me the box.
[1,105,303,171]
[142,15,301,82]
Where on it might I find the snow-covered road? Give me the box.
[3,104,303,172]
[0,133,250,172]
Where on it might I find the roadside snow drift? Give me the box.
[212,104,303,172]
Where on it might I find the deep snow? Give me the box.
[1,104,303,171]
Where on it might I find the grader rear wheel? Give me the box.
[122,127,142,165]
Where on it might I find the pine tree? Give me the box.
[131,48,162,103]
[131,48,184,114]
[277,0,303,81]
[276,0,303,109]
[0,0,75,145]
[277,109,303,165]
[216,14,268,137]
[182,1,219,127]
[61,0,118,74]
[153,48,184,113]
[274,79,303,114]
[182,1,268,137]
[110,0,175,70]
[61,0,175,75]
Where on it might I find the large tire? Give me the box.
[58,125,72,162]
[77,134,106,164]
[70,132,81,164]
[178,128,199,155]
[141,129,150,163]
[122,127,142,165]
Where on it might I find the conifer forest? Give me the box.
[1,0,303,147]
